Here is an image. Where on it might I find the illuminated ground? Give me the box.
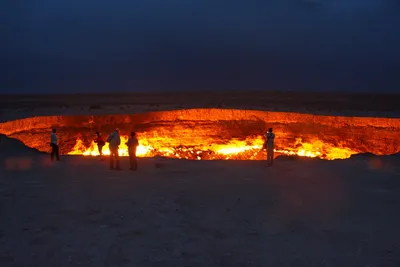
[1,146,399,266]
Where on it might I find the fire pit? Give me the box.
[0,109,399,160]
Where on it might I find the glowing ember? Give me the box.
[67,135,357,160]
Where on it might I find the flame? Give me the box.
[67,135,357,160]
[68,136,153,157]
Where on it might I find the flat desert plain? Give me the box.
[0,92,400,267]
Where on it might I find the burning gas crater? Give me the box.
[68,135,354,160]
[0,109,399,160]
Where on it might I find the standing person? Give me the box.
[94,131,105,156]
[50,128,60,161]
[265,128,275,166]
[106,128,121,170]
[126,132,139,170]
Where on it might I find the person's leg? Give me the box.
[267,146,274,166]
[51,144,55,161]
[55,145,60,161]
[133,153,137,170]
[129,154,133,169]
[109,149,114,169]
[270,147,274,165]
[115,149,120,169]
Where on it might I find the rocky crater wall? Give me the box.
[0,109,399,157]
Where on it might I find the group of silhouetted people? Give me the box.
[49,128,139,170]
[49,127,275,168]
[98,128,139,170]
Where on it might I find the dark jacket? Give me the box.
[126,137,139,153]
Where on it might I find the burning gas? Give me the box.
[67,134,357,160]
[1,109,399,160]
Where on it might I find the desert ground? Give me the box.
[0,92,400,266]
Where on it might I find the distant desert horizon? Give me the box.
[0,91,400,122]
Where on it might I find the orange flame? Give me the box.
[67,135,357,160]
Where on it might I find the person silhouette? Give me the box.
[126,132,139,170]
[265,128,275,166]
[106,128,121,170]
[50,128,60,161]
[94,131,105,156]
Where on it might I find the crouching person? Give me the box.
[126,132,139,170]
[107,128,121,170]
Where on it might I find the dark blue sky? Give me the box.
[1,0,400,93]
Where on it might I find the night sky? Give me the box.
[1,0,400,94]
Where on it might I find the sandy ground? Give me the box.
[1,139,400,266]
